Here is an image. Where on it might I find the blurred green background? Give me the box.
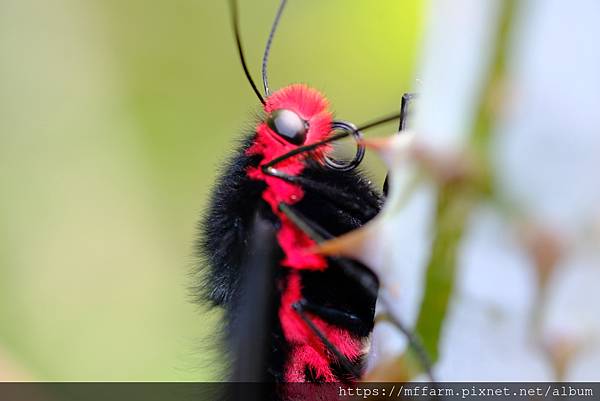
[0,0,423,381]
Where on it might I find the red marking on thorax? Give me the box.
[245,84,362,382]
[246,84,332,270]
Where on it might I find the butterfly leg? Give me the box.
[279,201,436,381]
[266,169,377,218]
[278,203,379,295]
[291,299,362,380]
[276,202,370,379]
[295,298,364,330]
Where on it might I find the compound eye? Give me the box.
[266,109,308,145]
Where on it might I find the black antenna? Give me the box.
[356,93,416,132]
[357,112,402,131]
[262,0,288,97]
[229,0,265,105]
